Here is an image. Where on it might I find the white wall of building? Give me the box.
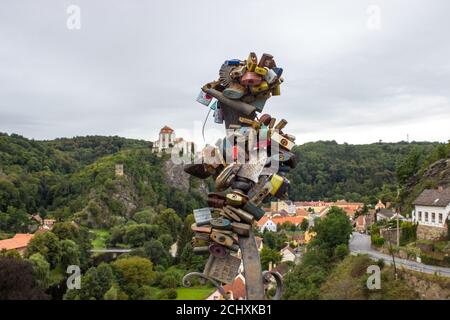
[412,204,450,228]
[261,220,277,233]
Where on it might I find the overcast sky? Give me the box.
[1,0,449,146]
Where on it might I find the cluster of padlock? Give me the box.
[186,115,296,285]
[185,52,295,288]
[196,52,283,114]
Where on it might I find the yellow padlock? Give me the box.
[254,66,268,76]
[272,84,281,96]
[226,192,244,207]
[246,52,258,72]
[270,174,284,196]
[250,81,269,94]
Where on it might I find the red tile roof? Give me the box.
[223,275,246,300]
[0,234,34,251]
[160,126,174,134]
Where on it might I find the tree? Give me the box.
[310,206,353,257]
[179,243,205,271]
[299,219,309,231]
[396,148,421,184]
[0,257,49,300]
[143,239,172,267]
[65,263,114,300]
[158,233,174,250]
[156,208,182,240]
[28,253,51,289]
[26,231,61,268]
[59,239,80,269]
[124,224,159,247]
[113,256,155,288]
[260,247,282,270]
[176,214,195,259]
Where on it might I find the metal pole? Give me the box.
[238,230,265,300]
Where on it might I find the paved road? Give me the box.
[349,232,450,277]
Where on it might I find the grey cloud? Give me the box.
[0,0,449,144]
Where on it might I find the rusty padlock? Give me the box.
[210,230,234,249]
[230,65,247,79]
[225,190,248,207]
[193,246,210,255]
[271,131,295,151]
[258,53,275,68]
[191,223,212,234]
[208,243,228,258]
[221,206,242,222]
[215,163,240,191]
[231,222,251,237]
[274,119,288,131]
[226,206,254,224]
[249,180,273,206]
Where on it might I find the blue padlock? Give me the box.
[224,59,241,66]
[273,67,283,78]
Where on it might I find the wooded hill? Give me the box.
[0,132,447,233]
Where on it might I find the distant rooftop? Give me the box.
[413,188,450,207]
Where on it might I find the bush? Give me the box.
[160,274,178,289]
[334,244,349,260]
[376,259,385,270]
[157,288,178,300]
[371,235,385,247]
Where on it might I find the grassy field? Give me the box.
[91,229,111,249]
[176,287,215,300]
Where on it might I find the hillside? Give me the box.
[0,133,205,231]
[398,142,450,213]
[288,141,439,204]
[0,133,445,233]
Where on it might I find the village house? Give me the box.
[270,201,296,215]
[412,186,450,240]
[376,208,406,222]
[207,273,246,300]
[280,245,300,263]
[257,215,305,233]
[0,233,34,256]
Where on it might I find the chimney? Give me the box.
[268,261,273,271]
[438,186,444,192]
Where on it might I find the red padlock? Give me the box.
[241,72,262,86]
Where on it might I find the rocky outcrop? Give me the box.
[163,160,190,193]
[163,160,209,194]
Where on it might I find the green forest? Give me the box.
[0,132,449,300]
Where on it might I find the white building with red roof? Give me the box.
[152,125,194,156]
